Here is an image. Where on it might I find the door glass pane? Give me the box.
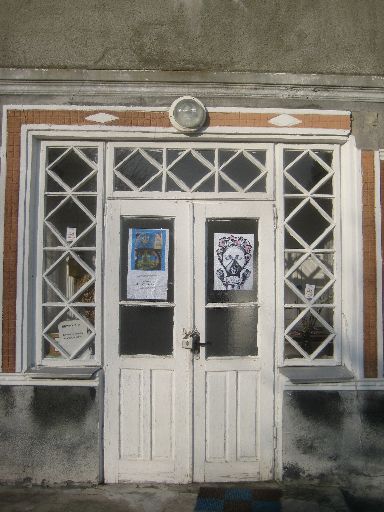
[206,306,258,357]
[119,216,174,356]
[120,217,174,303]
[206,218,258,303]
[119,306,173,355]
[206,217,259,357]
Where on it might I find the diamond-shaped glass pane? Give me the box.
[287,202,330,245]
[286,255,331,298]
[45,255,92,301]
[285,153,329,192]
[286,309,332,356]
[169,152,211,189]
[220,153,262,189]
[116,152,160,189]
[46,198,93,241]
[43,306,94,359]
[49,149,94,189]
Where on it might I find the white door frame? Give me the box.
[193,201,275,481]
[103,199,193,483]
[104,198,275,483]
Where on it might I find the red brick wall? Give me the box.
[362,150,378,377]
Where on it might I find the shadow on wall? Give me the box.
[0,386,100,484]
[282,390,384,484]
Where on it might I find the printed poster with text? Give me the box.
[127,228,169,300]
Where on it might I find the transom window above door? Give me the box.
[107,143,274,198]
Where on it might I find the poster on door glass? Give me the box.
[214,233,254,291]
[127,228,169,300]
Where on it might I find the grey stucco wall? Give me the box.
[0,386,100,484]
[283,390,384,484]
[1,0,384,75]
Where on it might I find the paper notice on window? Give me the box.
[305,284,316,299]
[66,227,77,242]
[127,228,169,300]
[214,233,254,291]
[58,319,88,355]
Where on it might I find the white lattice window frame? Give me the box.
[106,141,275,200]
[276,140,363,370]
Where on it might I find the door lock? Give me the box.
[182,328,209,351]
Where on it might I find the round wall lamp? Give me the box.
[169,96,207,133]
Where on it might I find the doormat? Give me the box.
[194,487,282,512]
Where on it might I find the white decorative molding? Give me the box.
[85,112,119,123]
[268,114,302,127]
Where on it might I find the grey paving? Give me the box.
[0,482,383,512]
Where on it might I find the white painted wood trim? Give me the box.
[340,140,364,378]
[0,373,99,387]
[283,377,384,391]
[16,126,350,144]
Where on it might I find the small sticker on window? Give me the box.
[304,284,316,299]
[66,227,77,242]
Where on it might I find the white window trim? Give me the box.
[11,122,360,373]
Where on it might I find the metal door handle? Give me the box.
[182,328,210,351]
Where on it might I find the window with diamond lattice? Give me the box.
[112,146,269,194]
[40,145,101,362]
[283,148,338,362]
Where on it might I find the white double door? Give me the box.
[104,199,275,483]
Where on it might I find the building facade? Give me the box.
[1,0,384,487]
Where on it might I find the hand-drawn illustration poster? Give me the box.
[127,228,169,300]
[214,233,254,290]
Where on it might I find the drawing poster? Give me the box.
[127,228,169,300]
[214,233,254,291]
